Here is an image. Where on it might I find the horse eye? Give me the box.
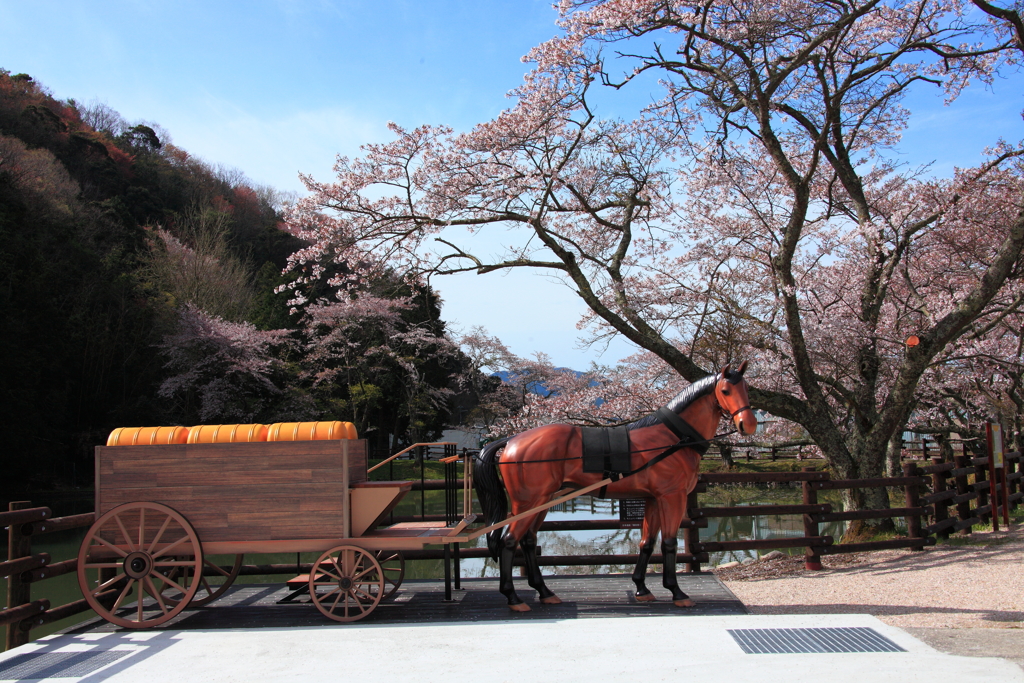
[722,387,731,395]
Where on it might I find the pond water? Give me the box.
[3,484,856,644]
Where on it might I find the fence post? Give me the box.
[902,463,924,549]
[5,501,33,651]
[1008,454,1019,511]
[802,468,822,570]
[953,448,972,535]
[975,451,991,525]
[685,489,701,573]
[930,456,951,539]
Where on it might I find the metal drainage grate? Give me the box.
[0,650,131,680]
[728,627,906,654]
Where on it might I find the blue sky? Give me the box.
[2,1,1022,369]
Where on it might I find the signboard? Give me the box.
[618,499,646,528]
[989,422,1005,468]
[986,421,1010,528]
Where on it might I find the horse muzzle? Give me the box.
[734,408,757,436]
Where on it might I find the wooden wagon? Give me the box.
[77,427,477,628]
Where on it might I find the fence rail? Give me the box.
[3,502,95,650]
[5,446,1020,651]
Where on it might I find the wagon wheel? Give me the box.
[309,545,384,623]
[77,502,203,629]
[162,554,244,607]
[374,550,405,600]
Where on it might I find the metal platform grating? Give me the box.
[728,627,906,654]
[0,650,131,680]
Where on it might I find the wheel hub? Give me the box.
[338,576,353,591]
[124,551,153,579]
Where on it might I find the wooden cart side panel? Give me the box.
[95,440,367,543]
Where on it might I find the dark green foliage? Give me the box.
[0,68,479,492]
[0,69,293,490]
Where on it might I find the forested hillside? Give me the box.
[0,70,470,490]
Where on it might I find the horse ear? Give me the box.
[738,360,748,376]
[720,364,730,379]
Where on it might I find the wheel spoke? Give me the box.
[200,576,213,598]
[137,508,146,551]
[84,562,123,569]
[144,576,169,615]
[318,568,342,582]
[95,573,128,594]
[352,565,376,582]
[159,572,190,597]
[148,514,173,553]
[352,587,374,602]
[113,514,136,553]
[329,590,344,614]
[151,534,189,559]
[137,591,144,623]
[92,535,129,559]
[204,559,232,577]
[152,560,200,567]
[112,579,134,612]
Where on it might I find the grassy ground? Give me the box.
[699,457,831,475]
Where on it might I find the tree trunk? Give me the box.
[884,431,903,477]
[841,486,896,541]
[719,443,734,469]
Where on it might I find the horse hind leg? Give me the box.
[498,531,531,612]
[519,527,560,604]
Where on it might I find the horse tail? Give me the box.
[473,437,510,561]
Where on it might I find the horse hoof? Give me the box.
[509,602,532,613]
[673,599,695,608]
[635,593,656,602]
[540,595,562,605]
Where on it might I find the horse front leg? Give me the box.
[632,499,659,601]
[659,497,695,608]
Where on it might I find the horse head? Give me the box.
[715,361,757,436]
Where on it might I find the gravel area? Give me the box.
[713,525,1024,630]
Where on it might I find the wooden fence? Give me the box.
[686,450,1023,571]
[1,503,94,650]
[4,449,1021,650]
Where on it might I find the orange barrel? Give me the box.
[187,424,269,444]
[267,421,358,441]
[106,426,190,446]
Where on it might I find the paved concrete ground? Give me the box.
[1,614,1019,682]
[904,627,1024,672]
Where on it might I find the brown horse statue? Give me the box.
[473,363,757,611]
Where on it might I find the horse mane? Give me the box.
[626,374,719,431]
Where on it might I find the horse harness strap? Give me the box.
[655,407,710,456]
[579,409,711,497]
[580,426,631,479]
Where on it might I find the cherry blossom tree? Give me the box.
[287,0,1024,525]
[158,305,295,423]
